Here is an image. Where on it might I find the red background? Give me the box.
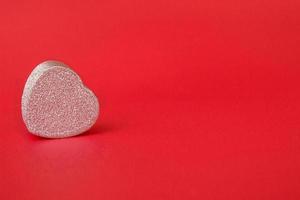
[1,0,300,199]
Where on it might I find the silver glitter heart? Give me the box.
[21,60,99,138]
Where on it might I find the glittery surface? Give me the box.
[21,61,99,138]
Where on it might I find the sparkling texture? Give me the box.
[21,60,99,138]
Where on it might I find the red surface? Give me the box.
[1,0,300,199]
